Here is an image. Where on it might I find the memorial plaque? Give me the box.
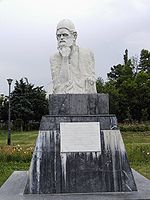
[60,122,101,153]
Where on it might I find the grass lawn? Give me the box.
[0,130,38,147]
[122,131,150,180]
[0,130,38,186]
[0,130,150,187]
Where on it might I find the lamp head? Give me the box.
[7,79,13,85]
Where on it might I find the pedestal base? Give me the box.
[0,170,150,199]
[24,94,137,194]
[24,115,137,194]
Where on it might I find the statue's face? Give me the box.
[56,28,75,48]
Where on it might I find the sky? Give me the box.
[0,0,150,95]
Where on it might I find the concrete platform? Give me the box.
[0,170,150,200]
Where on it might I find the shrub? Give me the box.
[119,122,150,132]
[0,145,33,163]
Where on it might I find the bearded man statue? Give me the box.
[50,19,97,94]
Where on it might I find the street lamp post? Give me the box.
[7,78,13,145]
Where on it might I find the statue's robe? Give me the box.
[50,45,97,94]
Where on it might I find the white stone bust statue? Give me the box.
[50,19,97,94]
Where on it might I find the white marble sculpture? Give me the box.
[50,19,97,94]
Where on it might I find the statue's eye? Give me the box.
[57,34,61,38]
[57,33,69,38]
[62,33,68,37]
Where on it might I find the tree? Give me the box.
[0,95,4,120]
[107,49,133,85]
[105,50,135,121]
[131,55,139,74]
[138,49,150,72]
[96,77,105,93]
[101,49,150,122]
[11,78,48,130]
[132,71,150,121]
[0,95,8,122]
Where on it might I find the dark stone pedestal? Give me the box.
[24,94,137,194]
[49,93,109,115]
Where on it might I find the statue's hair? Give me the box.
[56,19,76,33]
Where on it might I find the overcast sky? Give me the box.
[0,0,150,95]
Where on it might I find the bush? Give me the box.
[12,119,24,131]
[0,145,33,163]
[119,122,150,132]
[10,119,40,131]
[0,122,7,130]
[27,121,40,131]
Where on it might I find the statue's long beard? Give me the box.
[57,38,75,57]
[58,46,72,57]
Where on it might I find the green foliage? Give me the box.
[0,145,33,162]
[96,48,150,122]
[107,49,133,85]
[139,49,150,71]
[11,78,49,130]
[120,123,150,132]
[96,77,105,93]
[0,95,8,122]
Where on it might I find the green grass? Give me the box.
[0,130,38,147]
[0,161,29,187]
[122,131,150,144]
[0,130,150,187]
[122,131,150,180]
[0,130,38,186]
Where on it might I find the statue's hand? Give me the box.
[58,46,71,58]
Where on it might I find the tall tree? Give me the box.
[11,78,48,130]
[138,49,150,72]
[107,49,133,85]
[0,95,8,122]
[102,49,150,122]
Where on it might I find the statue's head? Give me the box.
[56,19,77,48]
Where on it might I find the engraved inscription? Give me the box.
[60,122,101,153]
